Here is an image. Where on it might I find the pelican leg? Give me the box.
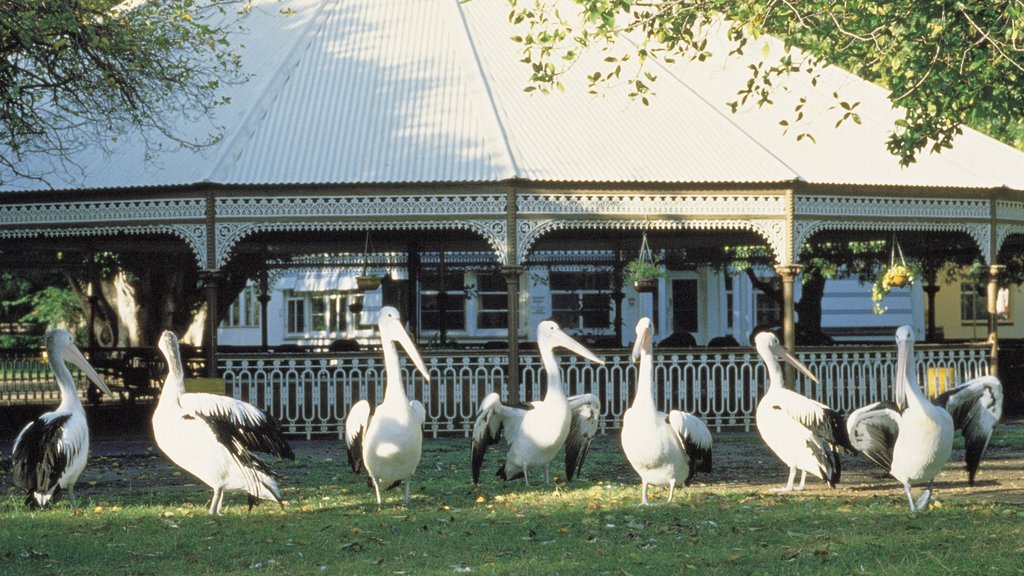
[914,485,933,511]
[522,467,531,488]
[209,487,222,515]
[667,480,676,503]
[903,482,917,512]
[772,467,798,492]
[640,482,650,506]
[796,470,807,491]
[370,477,383,508]
[543,465,551,486]
[66,485,77,508]
[402,482,410,506]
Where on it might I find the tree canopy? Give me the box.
[0,0,255,186]
[509,0,1024,165]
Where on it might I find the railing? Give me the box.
[218,344,991,439]
[0,351,91,404]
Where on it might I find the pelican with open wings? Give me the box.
[345,307,431,507]
[471,320,604,486]
[621,318,712,504]
[754,331,853,491]
[152,331,294,515]
[847,326,953,511]
[12,329,112,508]
[933,375,1002,485]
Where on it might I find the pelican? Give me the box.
[345,306,431,507]
[12,329,111,508]
[754,331,852,491]
[471,320,604,487]
[846,325,954,511]
[152,330,294,515]
[621,318,712,505]
[933,376,1003,485]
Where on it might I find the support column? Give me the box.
[502,266,523,402]
[258,269,270,349]
[923,273,940,343]
[774,263,802,386]
[201,271,222,378]
[987,264,1005,378]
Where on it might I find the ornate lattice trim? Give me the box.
[216,220,507,269]
[794,220,991,263]
[518,193,786,216]
[0,224,207,268]
[0,199,205,225]
[796,195,989,219]
[216,195,507,218]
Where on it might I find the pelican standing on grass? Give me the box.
[345,306,431,507]
[471,320,604,486]
[754,331,853,491]
[846,325,953,512]
[152,331,294,515]
[621,318,712,505]
[12,329,112,508]
[933,375,1002,485]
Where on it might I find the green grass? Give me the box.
[2,434,1023,575]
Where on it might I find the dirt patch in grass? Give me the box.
[5,418,1023,509]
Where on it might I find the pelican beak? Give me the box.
[770,341,818,384]
[630,323,651,364]
[894,337,909,409]
[393,321,431,382]
[553,327,605,365]
[64,341,112,396]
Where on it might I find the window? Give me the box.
[475,272,508,330]
[961,283,987,323]
[755,290,782,328]
[550,271,612,331]
[419,273,466,332]
[672,279,699,333]
[224,285,261,328]
[287,296,305,334]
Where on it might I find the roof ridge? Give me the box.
[453,0,521,179]
[203,0,332,184]
[620,23,802,182]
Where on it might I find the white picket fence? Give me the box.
[218,345,990,439]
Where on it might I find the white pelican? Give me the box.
[754,331,853,491]
[344,306,431,507]
[621,318,712,505]
[152,331,294,515]
[846,325,954,511]
[471,320,605,487]
[933,376,1002,485]
[12,329,111,508]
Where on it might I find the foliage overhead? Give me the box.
[508,0,1024,165]
[0,0,256,186]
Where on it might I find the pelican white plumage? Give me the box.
[933,376,1002,485]
[846,325,954,511]
[12,329,112,508]
[345,306,431,507]
[621,318,712,505]
[471,320,605,486]
[754,331,853,491]
[152,331,294,515]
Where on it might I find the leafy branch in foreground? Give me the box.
[508,0,1024,166]
[0,0,259,186]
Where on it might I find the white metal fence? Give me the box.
[218,345,991,439]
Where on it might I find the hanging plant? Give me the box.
[872,238,914,314]
[356,231,382,292]
[625,232,664,293]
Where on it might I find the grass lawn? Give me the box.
[2,426,1023,575]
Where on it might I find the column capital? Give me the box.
[988,264,1006,278]
[773,263,803,279]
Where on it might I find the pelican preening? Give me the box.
[754,331,853,491]
[471,320,604,486]
[152,331,294,515]
[847,326,954,512]
[345,307,431,507]
[621,318,712,505]
[933,376,1003,485]
[12,329,112,508]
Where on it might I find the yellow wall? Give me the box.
[931,265,1024,340]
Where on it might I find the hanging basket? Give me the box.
[872,236,914,314]
[888,270,910,288]
[356,275,382,292]
[633,278,658,293]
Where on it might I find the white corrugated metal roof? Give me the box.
[2,0,1022,192]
